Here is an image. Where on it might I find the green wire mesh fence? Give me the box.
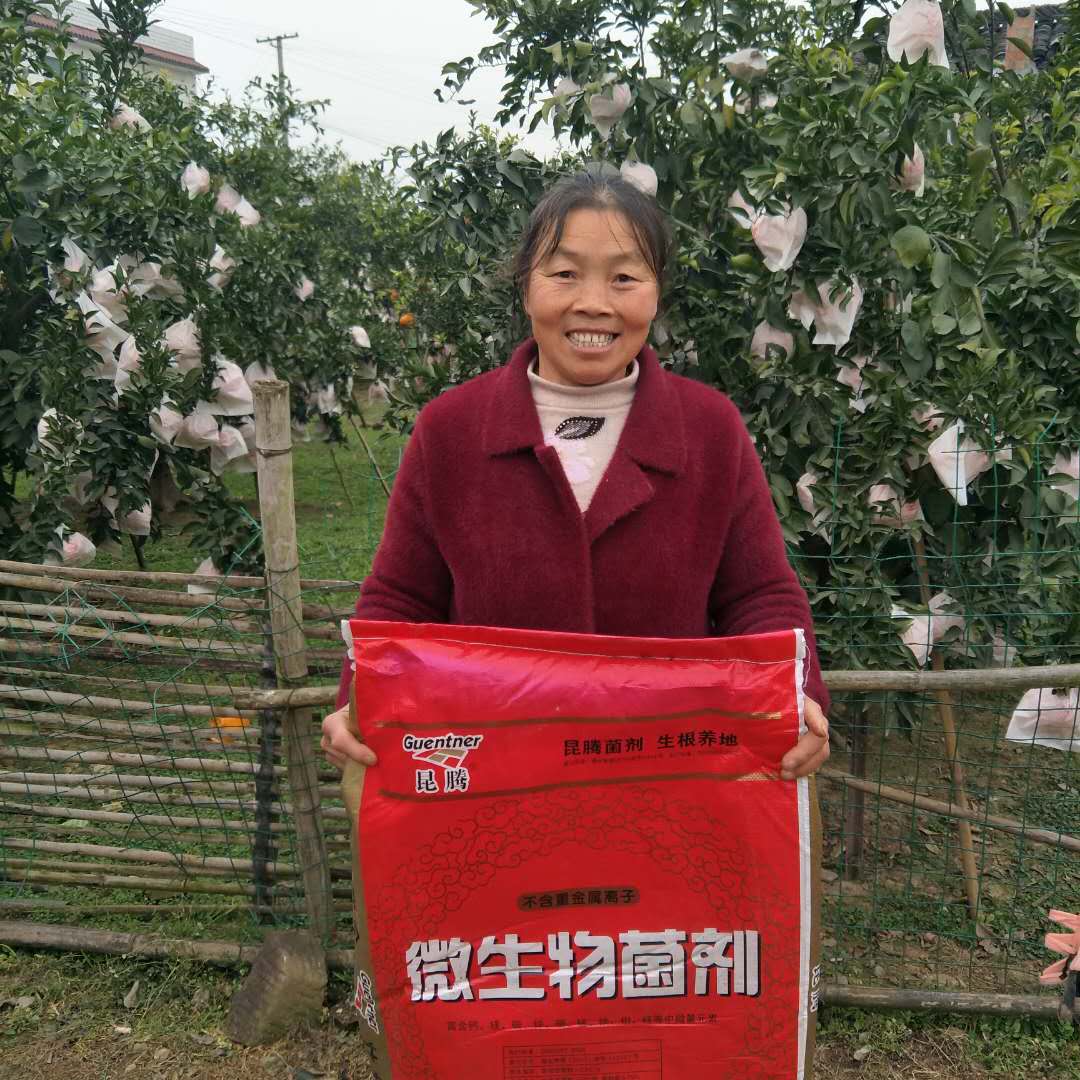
[1,395,1078,1015]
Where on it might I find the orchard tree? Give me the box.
[0,0,382,571]
[390,0,1080,697]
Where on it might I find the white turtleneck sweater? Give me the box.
[527,360,640,512]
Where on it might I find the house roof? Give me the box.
[27,13,210,75]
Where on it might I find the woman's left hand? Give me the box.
[780,696,830,780]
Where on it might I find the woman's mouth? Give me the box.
[567,331,617,350]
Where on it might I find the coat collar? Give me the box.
[481,338,687,477]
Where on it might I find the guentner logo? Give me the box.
[403,733,483,770]
[404,733,483,796]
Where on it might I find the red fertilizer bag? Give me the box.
[343,619,821,1080]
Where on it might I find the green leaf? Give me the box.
[931,250,951,288]
[457,276,472,297]
[932,314,957,335]
[901,319,930,367]
[679,101,702,130]
[1006,35,1033,59]
[1003,177,1029,222]
[972,200,996,248]
[891,225,931,268]
[958,312,982,336]
[967,146,992,180]
[11,215,44,246]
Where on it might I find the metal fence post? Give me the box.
[254,380,332,942]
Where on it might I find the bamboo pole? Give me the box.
[0,638,265,674]
[0,559,358,592]
[0,819,355,850]
[0,620,343,662]
[0,744,289,779]
[0,709,269,753]
[0,770,340,801]
[0,898,354,916]
[822,662,1080,692]
[0,867,353,899]
[2,856,251,880]
[0,571,261,612]
[0,866,284,897]
[0,615,267,656]
[348,414,393,500]
[0,665,268,703]
[0,920,354,969]
[0,599,276,637]
[3,660,1079,707]
[1,919,1059,1016]
[0,608,338,643]
[821,767,1080,854]
[821,984,1062,1019]
[0,683,260,719]
[0,838,304,877]
[0,798,351,834]
[0,781,348,817]
[912,538,980,922]
[12,658,1074,710]
[255,380,332,943]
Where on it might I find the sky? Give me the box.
[152,0,565,162]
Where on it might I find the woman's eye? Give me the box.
[615,274,637,284]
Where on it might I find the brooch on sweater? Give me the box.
[555,416,605,440]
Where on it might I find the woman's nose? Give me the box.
[572,280,613,314]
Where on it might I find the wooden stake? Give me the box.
[255,380,332,944]
[912,538,980,922]
[843,709,869,881]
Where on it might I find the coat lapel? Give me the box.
[482,339,688,544]
[585,346,687,543]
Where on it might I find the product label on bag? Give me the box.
[347,621,820,1080]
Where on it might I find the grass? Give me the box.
[5,424,1080,1076]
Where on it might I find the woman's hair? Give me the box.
[511,168,673,297]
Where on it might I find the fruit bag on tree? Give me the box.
[342,619,821,1080]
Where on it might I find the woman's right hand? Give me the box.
[320,705,378,770]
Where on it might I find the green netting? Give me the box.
[1,418,1077,1008]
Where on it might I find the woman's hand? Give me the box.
[780,696,829,780]
[320,705,378,770]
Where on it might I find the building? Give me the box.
[28,2,208,91]
[992,4,1066,73]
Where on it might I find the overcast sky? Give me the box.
[153,0,564,161]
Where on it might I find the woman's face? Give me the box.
[524,207,659,387]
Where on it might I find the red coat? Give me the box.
[336,340,828,710]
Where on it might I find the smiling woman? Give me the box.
[514,174,667,386]
[322,168,830,784]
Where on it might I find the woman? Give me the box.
[322,170,829,776]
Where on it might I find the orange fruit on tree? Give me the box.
[399,313,415,328]
[389,288,400,302]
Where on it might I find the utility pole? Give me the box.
[256,32,299,145]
